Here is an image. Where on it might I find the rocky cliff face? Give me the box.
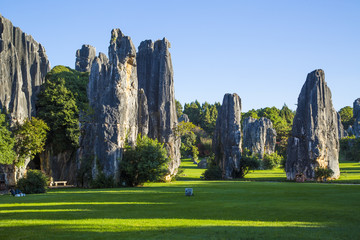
[353,98,360,138]
[337,113,348,139]
[137,38,181,177]
[212,93,242,179]
[0,14,50,185]
[0,14,50,123]
[242,117,276,158]
[75,44,96,72]
[286,69,340,180]
[78,29,139,184]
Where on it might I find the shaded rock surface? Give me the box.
[242,117,276,158]
[212,93,242,179]
[0,14,50,185]
[40,145,77,184]
[286,69,340,180]
[353,98,360,138]
[138,88,149,137]
[75,44,96,72]
[337,113,348,139]
[137,38,181,177]
[179,114,190,123]
[78,29,139,185]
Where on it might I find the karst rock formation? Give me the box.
[353,98,360,138]
[242,117,276,158]
[78,29,139,185]
[75,44,96,72]
[286,69,340,180]
[77,30,180,185]
[212,93,242,179]
[0,14,50,185]
[337,113,348,139]
[137,38,181,177]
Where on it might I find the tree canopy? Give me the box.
[338,106,354,130]
[183,100,220,136]
[36,65,89,153]
[14,118,49,166]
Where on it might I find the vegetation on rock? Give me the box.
[36,65,89,153]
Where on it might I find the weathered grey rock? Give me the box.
[75,44,96,72]
[179,114,190,123]
[78,29,139,185]
[0,14,50,123]
[212,93,242,179]
[337,113,348,139]
[0,14,50,185]
[137,38,181,178]
[353,98,360,138]
[197,158,207,169]
[138,88,149,137]
[286,69,340,180]
[242,117,276,158]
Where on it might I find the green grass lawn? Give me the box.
[1,159,360,240]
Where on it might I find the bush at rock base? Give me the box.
[120,135,170,187]
[17,169,49,194]
[262,152,283,170]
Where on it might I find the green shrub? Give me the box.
[91,172,115,188]
[120,135,170,187]
[202,154,222,180]
[314,167,334,182]
[203,165,222,180]
[17,169,49,194]
[237,149,261,178]
[262,152,283,170]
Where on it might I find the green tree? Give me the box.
[184,101,202,126]
[338,106,354,130]
[175,99,183,119]
[0,113,16,165]
[14,118,49,166]
[120,135,170,187]
[45,65,89,111]
[37,77,80,153]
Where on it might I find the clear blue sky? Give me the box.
[2,0,360,112]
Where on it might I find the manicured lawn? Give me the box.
[0,159,359,239]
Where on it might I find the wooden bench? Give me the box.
[51,181,67,187]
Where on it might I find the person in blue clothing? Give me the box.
[9,188,25,197]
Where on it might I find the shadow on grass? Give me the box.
[0,221,356,240]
